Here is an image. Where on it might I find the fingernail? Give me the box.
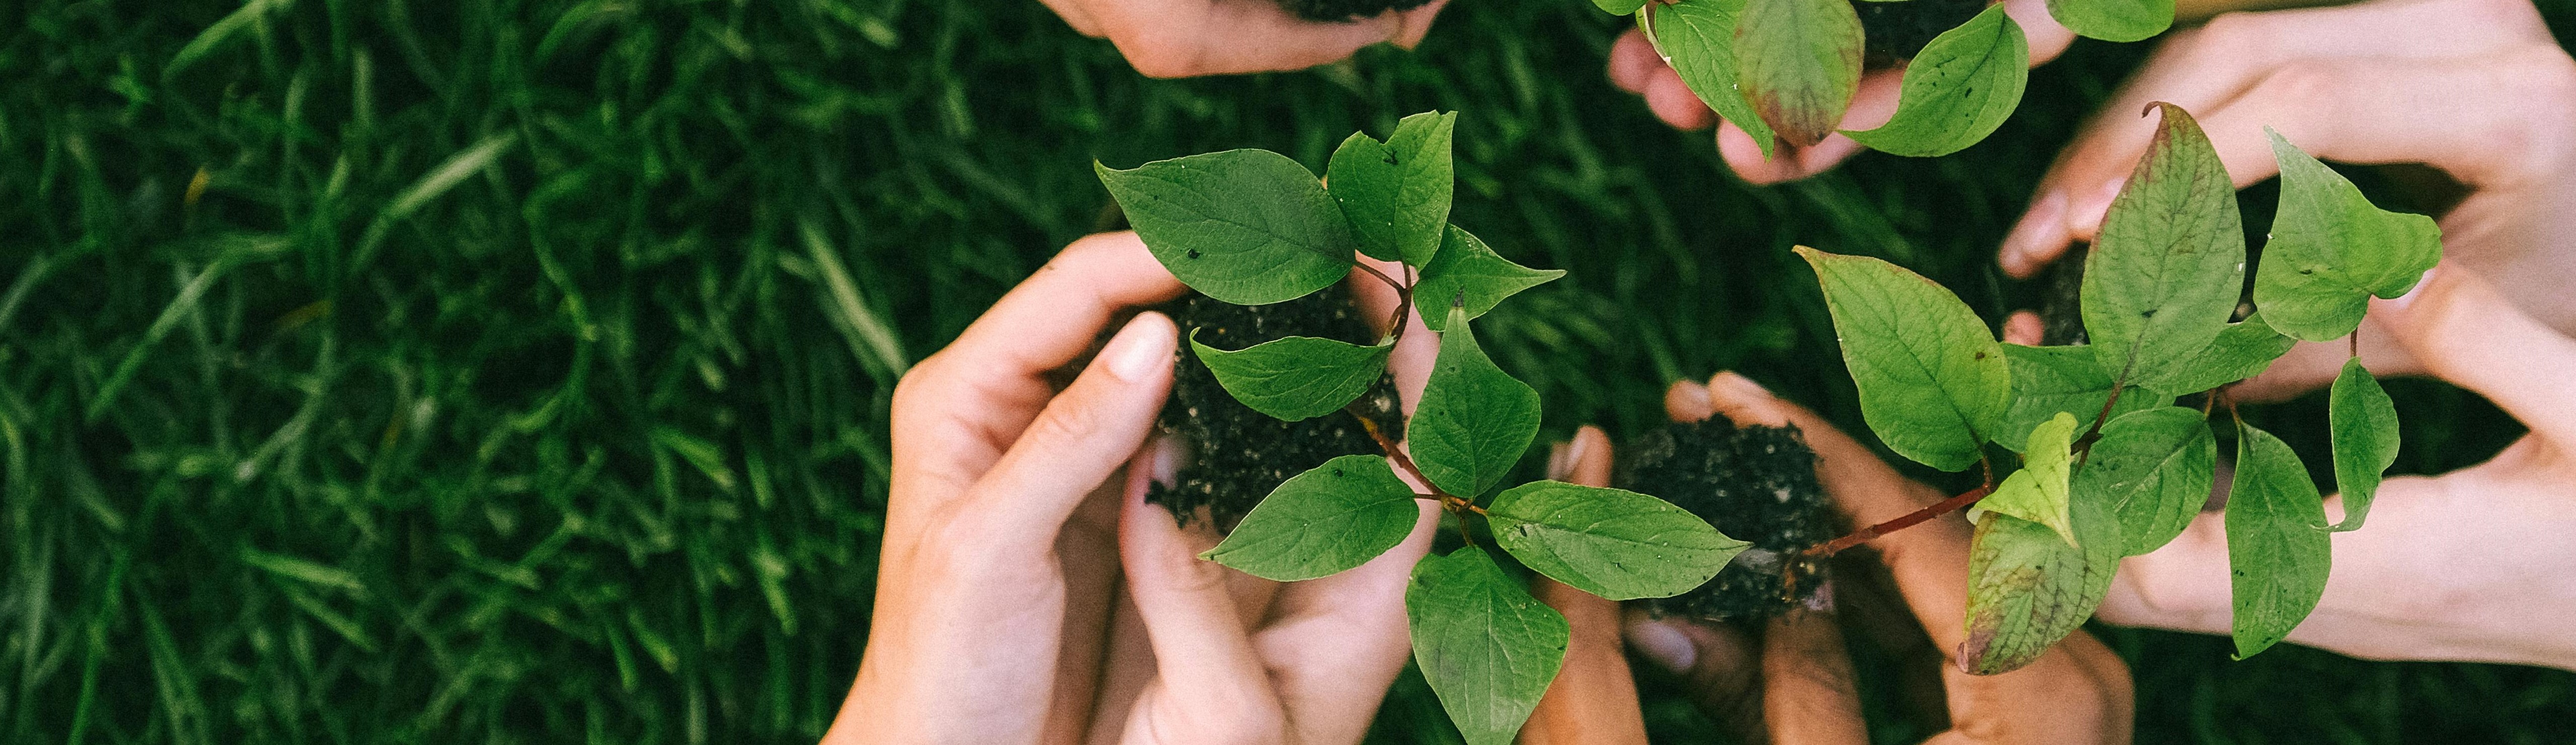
[2070,178,2124,235]
[1547,432,1595,481]
[1627,619,1699,672]
[1148,436,1183,488]
[2378,265,2439,312]
[2000,190,2066,271]
[1102,313,1175,382]
[1709,371,1772,402]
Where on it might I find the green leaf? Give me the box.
[1972,412,2080,548]
[1487,481,1751,601]
[1188,330,1392,422]
[1733,0,1863,147]
[1408,548,1570,745]
[1795,247,2009,471]
[2076,407,2215,557]
[2326,358,2397,532]
[1414,225,1565,332]
[1408,307,1543,497]
[1640,0,1778,157]
[1327,112,1458,266]
[1959,483,2120,675]
[2082,103,2246,394]
[2138,313,2299,397]
[2227,422,2332,658]
[2046,0,2172,42]
[1595,0,1649,15]
[2252,128,2443,342]
[1842,4,2029,158]
[1202,455,1421,581]
[1096,150,1356,305]
[1998,344,2166,452]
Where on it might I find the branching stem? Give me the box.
[1352,405,1484,516]
[1803,482,1997,558]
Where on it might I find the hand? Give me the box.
[2092,263,2576,671]
[1520,372,2133,744]
[1605,0,2076,184]
[1991,0,2576,396]
[829,232,1441,744]
[1036,0,1448,78]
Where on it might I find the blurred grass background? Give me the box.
[4,0,2574,742]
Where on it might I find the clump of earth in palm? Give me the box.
[1623,416,1838,621]
[1856,0,1988,68]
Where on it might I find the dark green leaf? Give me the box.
[2082,103,2246,394]
[1408,307,1543,497]
[1487,481,1750,601]
[1998,343,2165,452]
[1973,412,2079,548]
[1408,548,1570,745]
[1641,0,1778,157]
[2140,313,2298,397]
[1959,482,2120,675]
[1734,0,1863,147]
[2076,407,2215,557]
[2326,358,2397,532]
[1202,455,1422,581]
[1189,330,1391,422]
[1327,111,1458,266]
[2227,422,2331,658]
[2046,0,2172,42]
[2252,128,2443,341]
[1096,150,1356,305]
[1414,225,1565,332]
[1795,247,2009,471]
[1843,4,2029,157]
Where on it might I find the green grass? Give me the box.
[3,0,2572,743]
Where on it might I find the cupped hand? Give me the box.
[2092,263,2576,671]
[830,232,1442,744]
[1520,372,2133,744]
[1037,0,1448,78]
[1992,0,2576,396]
[1605,0,2076,184]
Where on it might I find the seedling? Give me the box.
[1098,112,1753,745]
[1794,103,2432,674]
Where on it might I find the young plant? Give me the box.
[1097,112,1751,745]
[1795,103,2435,674]
[1608,0,2171,159]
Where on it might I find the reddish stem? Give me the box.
[1353,408,1484,515]
[1801,483,1996,558]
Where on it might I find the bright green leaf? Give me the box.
[1595,0,1649,15]
[1414,225,1564,332]
[1189,330,1391,422]
[2076,406,2215,556]
[1202,455,1422,581]
[2252,128,2443,342]
[1959,484,2120,675]
[1408,307,1543,497]
[1843,4,2029,158]
[1327,112,1458,266]
[2082,103,2246,394]
[1734,0,1863,147]
[1641,0,1777,157]
[2139,313,2298,397]
[1795,247,2009,472]
[2046,0,2172,42]
[1998,344,2166,452]
[1408,548,1570,745]
[1973,412,2080,548]
[2227,422,2331,658]
[1097,150,1356,305]
[2326,358,2398,532]
[1487,481,1750,601]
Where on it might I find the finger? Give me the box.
[1666,379,1716,423]
[1044,474,1133,742]
[1395,0,1450,49]
[1761,603,1871,745]
[972,311,1179,537]
[1352,257,1437,416]
[1035,0,1105,36]
[2003,311,2044,346]
[1623,609,1764,740]
[1701,371,1975,650]
[1084,0,1405,78]
[2002,0,2075,64]
[1646,66,1718,130]
[1256,485,1443,743]
[2371,263,2576,446]
[1773,68,1904,182]
[1611,28,1661,94]
[1117,463,1288,740]
[1718,120,1800,185]
[2225,317,2426,403]
[1526,428,1651,745]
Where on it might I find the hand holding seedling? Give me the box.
[1520,374,2134,745]
[1033,0,1446,78]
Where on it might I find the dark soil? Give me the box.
[2041,244,2090,345]
[1272,0,1435,22]
[1150,285,1404,531]
[1855,0,1989,68]
[1621,417,1838,622]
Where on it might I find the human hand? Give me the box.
[2091,263,2576,671]
[829,232,1441,744]
[1604,0,2076,184]
[1520,372,2134,743]
[1037,0,1448,78]
[1991,0,2576,396]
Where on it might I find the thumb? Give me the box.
[2370,263,2576,446]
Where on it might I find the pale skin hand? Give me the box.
[1034,0,1449,78]
[1519,373,2133,744]
[829,232,1442,744]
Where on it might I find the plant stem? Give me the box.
[1802,482,1996,558]
[1351,406,1484,515]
